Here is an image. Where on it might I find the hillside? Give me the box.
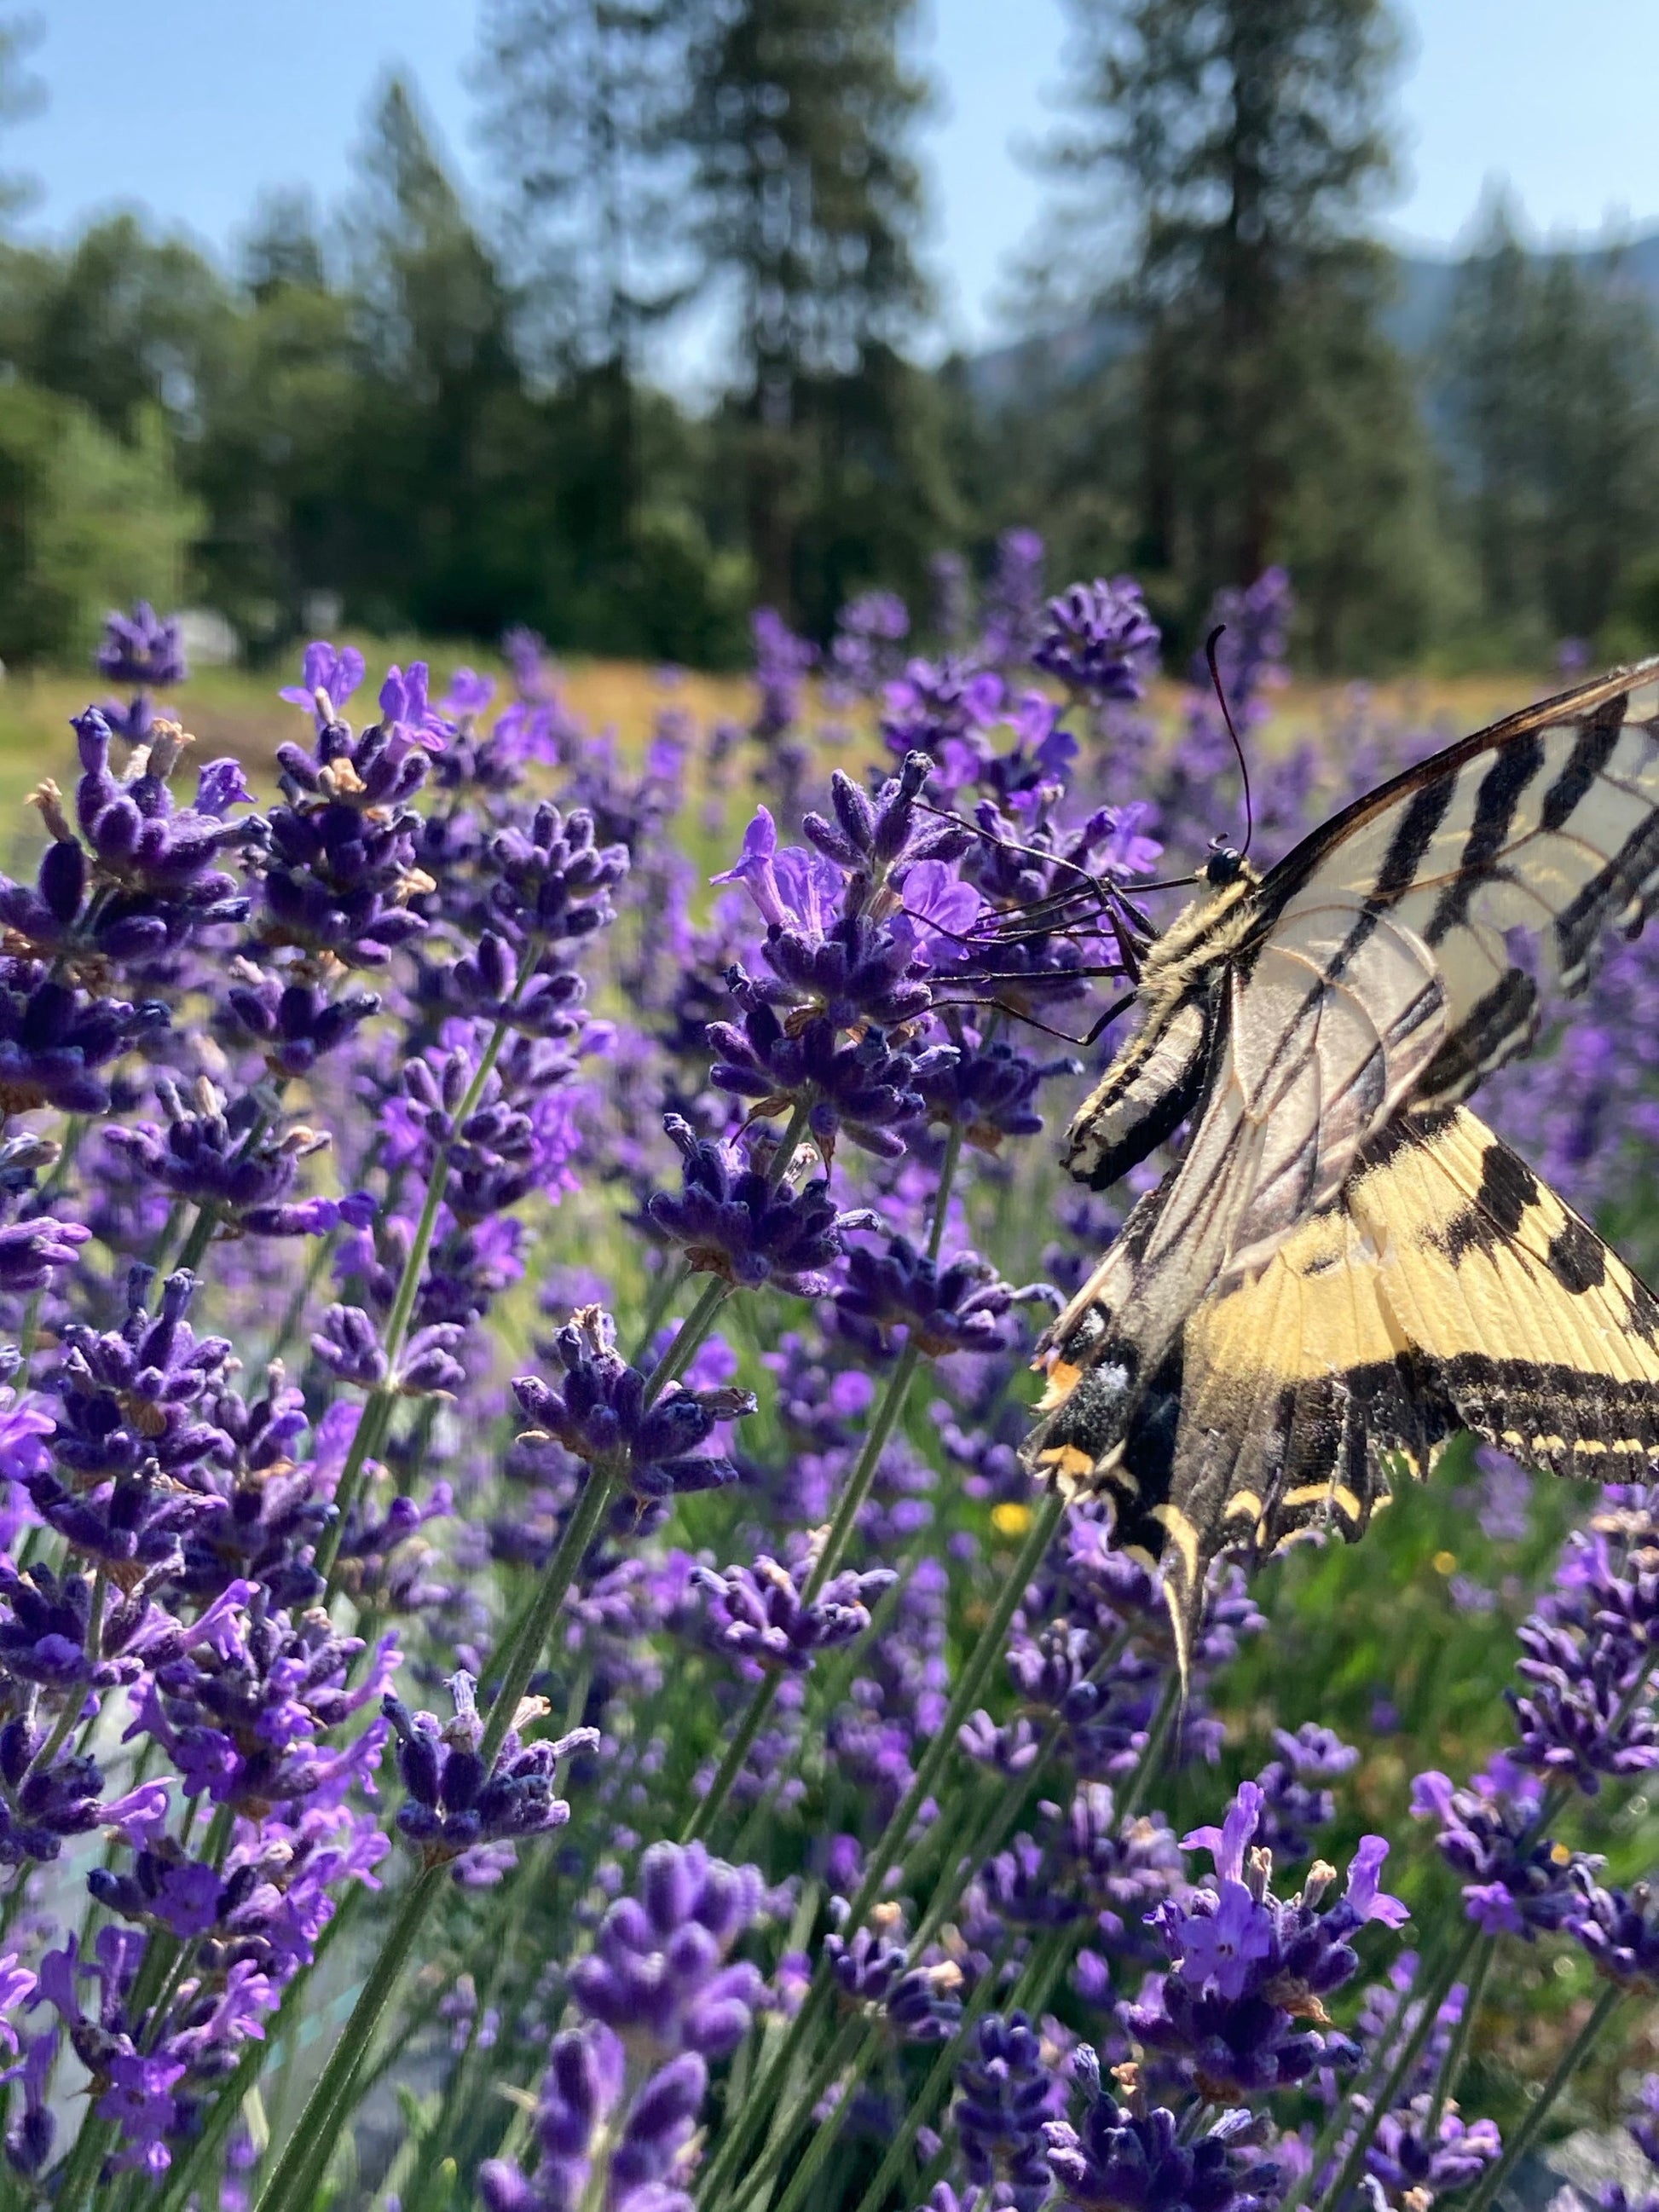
[965,227,1659,408]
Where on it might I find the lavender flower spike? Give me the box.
[694,1551,896,1676]
[384,1671,597,1870]
[512,1306,754,1506]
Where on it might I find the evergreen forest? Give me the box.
[3,0,1659,673]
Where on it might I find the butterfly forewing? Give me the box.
[1254,663,1659,1102]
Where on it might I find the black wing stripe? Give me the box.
[1555,806,1659,983]
[1371,775,1457,907]
[1414,969,1540,1104]
[1540,695,1627,833]
[1424,731,1546,945]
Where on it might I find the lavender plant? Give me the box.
[0,570,1645,2212]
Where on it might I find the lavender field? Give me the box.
[0,547,1652,2212]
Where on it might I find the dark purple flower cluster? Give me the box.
[1411,1763,1587,1937]
[1046,2045,1277,2212]
[1032,578,1160,702]
[648,1115,880,1295]
[384,1669,596,1869]
[824,1903,962,2042]
[512,1306,754,1511]
[1506,1524,1659,1793]
[955,2011,1061,2210]
[1130,1781,1408,2102]
[694,1551,896,1676]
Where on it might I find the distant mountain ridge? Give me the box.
[965,229,1659,407]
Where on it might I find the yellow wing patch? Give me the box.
[1027,1103,1659,1667]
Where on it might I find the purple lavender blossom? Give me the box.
[694,1551,896,1676]
[480,2023,703,2212]
[1130,1782,1405,2101]
[1032,579,1160,702]
[955,2012,1058,2211]
[708,1003,932,1162]
[981,527,1047,667]
[835,1236,1055,1357]
[751,608,817,743]
[279,638,366,725]
[1411,1764,1589,1937]
[647,1116,879,1295]
[97,603,187,691]
[569,1840,766,2061]
[1366,2097,1501,2205]
[1569,1876,1659,1990]
[512,1306,754,1506]
[384,1671,596,1868]
[1046,2045,1276,2212]
[824,1908,962,2041]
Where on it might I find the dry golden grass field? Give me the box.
[0,642,1573,823]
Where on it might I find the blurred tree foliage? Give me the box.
[988,0,1454,667]
[1440,193,1659,659]
[0,2,1657,668]
[683,0,960,626]
[0,384,199,667]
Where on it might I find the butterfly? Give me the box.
[1018,654,1659,1677]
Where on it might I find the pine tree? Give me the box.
[0,12,42,232]
[1036,0,1441,660]
[343,75,529,633]
[687,0,939,614]
[1442,197,1659,648]
[477,0,694,552]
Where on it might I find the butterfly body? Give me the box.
[1023,656,1659,1671]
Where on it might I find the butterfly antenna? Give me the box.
[912,797,1114,910]
[1205,624,1254,862]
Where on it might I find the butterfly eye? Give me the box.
[1203,841,1246,888]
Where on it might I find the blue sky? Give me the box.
[9,0,1659,350]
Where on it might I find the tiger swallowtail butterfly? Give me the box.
[1020,655,1659,1678]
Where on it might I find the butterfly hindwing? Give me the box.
[1035,1105,1659,1665]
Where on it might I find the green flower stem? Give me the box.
[479,1464,618,1769]
[153,1891,361,2212]
[628,1259,691,1365]
[806,1339,922,1607]
[1423,1931,1496,2138]
[317,960,538,1591]
[680,1338,923,1851]
[679,1672,782,1847]
[173,1199,221,1276]
[722,2012,870,2212]
[1118,1675,1179,1821]
[251,1862,448,2212]
[1459,1983,1626,2212]
[642,1276,732,1401]
[760,2024,879,2212]
[928,1125,963,1261]
[251,1461,616,2212]
[315,1389,393,1589]
[53,2116,118,2212]
[1309,1919,1482,2212]
[699,1489,1067,2208]
[841,1947,1011,2212]
[1005,1917,1075,2019]
[842,1488,1066,1935]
